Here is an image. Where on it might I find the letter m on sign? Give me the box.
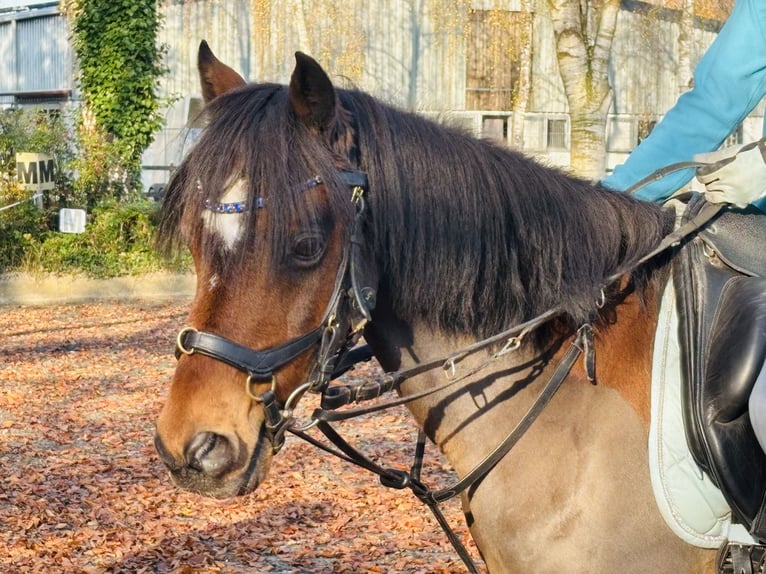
[17,159,38,185]
[15,153,56,191]
[40,158,56,183]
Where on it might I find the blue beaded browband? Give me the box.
[202,175,325,214]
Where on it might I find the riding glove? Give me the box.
[694,138,766,208]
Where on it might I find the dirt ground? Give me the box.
[0,301,484,573]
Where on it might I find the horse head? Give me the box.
[154,42,376,498]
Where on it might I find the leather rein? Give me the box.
[174,164,725,574]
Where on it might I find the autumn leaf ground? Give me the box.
[0,301,485,573]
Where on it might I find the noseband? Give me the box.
[175,168,376,452]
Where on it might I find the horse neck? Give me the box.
[364,271,665,479]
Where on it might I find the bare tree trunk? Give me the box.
[677,0,694,95]
[291,0,311,53]
[546,0,620,180]
[510,0,533,150]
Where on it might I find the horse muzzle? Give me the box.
[154,425,271,498]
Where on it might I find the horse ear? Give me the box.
[198,40,246,103]
[289,52,336,132]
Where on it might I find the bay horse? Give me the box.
[154,41,718,572]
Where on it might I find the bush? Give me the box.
[0,107,189,278]
[0,201,50,273]
[0,0,177,279]
[20,199,190,278]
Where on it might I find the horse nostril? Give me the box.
[185,432,235,477]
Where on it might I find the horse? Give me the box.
[153,41,720,572]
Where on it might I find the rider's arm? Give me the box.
[601,0,766,204]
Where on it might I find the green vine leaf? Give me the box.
[69,0,167,195]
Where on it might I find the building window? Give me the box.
[546,119,568,150]
[481,115,508,143]
[465,9,524,111]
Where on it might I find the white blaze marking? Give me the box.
[202,177,247,249]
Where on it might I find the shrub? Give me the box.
[0,0,177,278]
[67,0,167,190]
[20,199,190,278]
[0,201,50,273]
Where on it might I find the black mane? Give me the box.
[158,82,674,337]
[340,90,673,335]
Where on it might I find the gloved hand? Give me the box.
[694,138,766,207]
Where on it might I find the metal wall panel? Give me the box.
[146,0,756,173]
[0,8,72,98]
[157,1,731,117]
[158,0,469,111]
[609,9,718,117]
[0,21,15,93]
[14,14,72,93]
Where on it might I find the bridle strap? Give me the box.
[290,324,594,574]
[302,324,593,502]
[177,326,323,381]
[622,160,710,196]
[287,423,478,573]
[602,199,724,286]
[338,169,368,190]
[317,307,563,416]
[426,323,593,503]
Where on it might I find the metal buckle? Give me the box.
[351,185,364,204]
[176,327,198,355]
[443,358,457,379]
[246,375,276,402]
[495,336,522,357]
[716,541,766,574]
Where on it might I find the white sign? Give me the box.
[16,152,56,191]
[59,208,86,234]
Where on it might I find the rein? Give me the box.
[174,160,726,573]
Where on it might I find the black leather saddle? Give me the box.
[673,193,766,541]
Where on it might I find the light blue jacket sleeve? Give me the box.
[602,0,766,209]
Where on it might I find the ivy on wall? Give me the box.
[66,0,166,194]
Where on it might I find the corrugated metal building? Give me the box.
[0,0,74,107]
[0,0,759,183]
[152,0,747,174]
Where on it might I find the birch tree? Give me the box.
[676,0,695,94]
[546,0,620,180]
[510,0,534,150]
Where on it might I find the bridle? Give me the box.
[175,168,376,452]
[173,161,727,573]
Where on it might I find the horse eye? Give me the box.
[291,233,325,265]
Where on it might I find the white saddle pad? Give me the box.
[648,281,755,548]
